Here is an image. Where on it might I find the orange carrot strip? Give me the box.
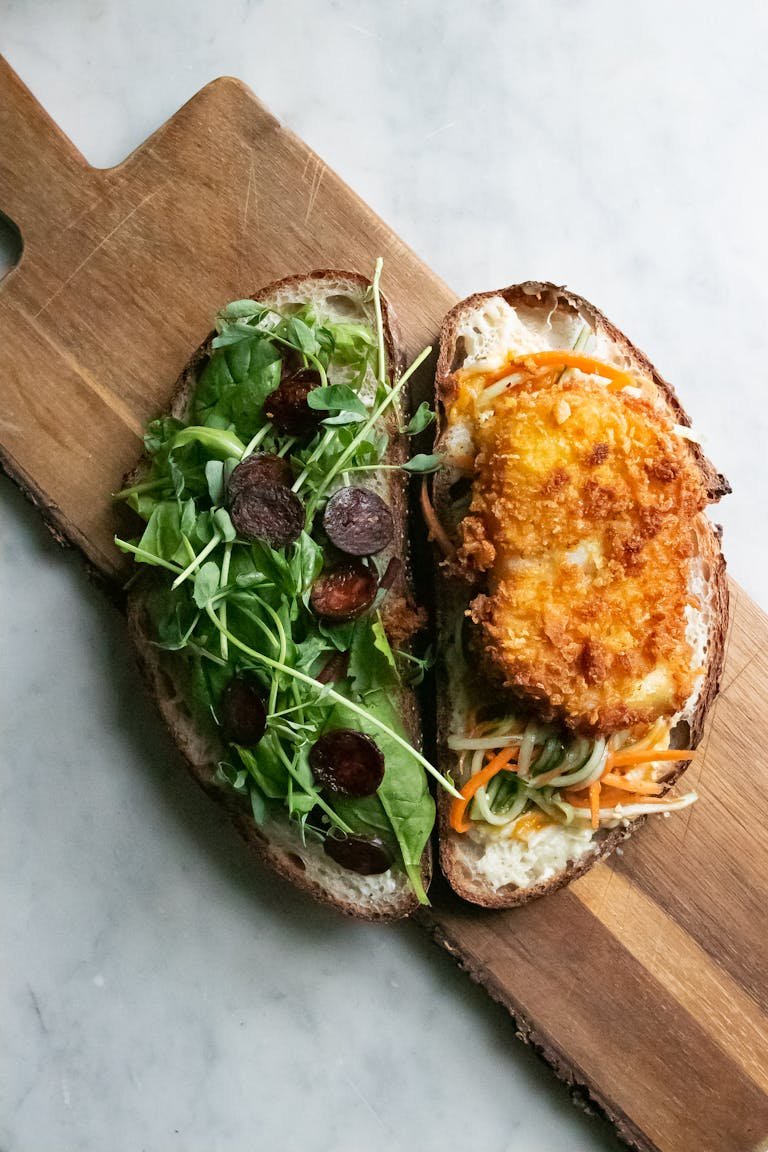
[449,746,519,833]
[589,781,601,830]
[602,773,664,795]
[564,786,644,810]
[608,749,695,770]
[513,350,636,391]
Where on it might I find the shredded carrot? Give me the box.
[449,747,519,833]
[588,781,601,829]
[564,785,645,810]
[602,773,663,795]
[420,478,455,558]
[513,350,636,391]
[608,749,695,770]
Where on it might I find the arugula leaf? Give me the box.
[318,618,357,651]
[217,299,269,325]
[248,539,294,594]
[372,618,397,669]
[324,320,376,365]
[214,761,249,792]
[249,785,268,825]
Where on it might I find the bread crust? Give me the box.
[432,282,729,908]
[125,270,429,921]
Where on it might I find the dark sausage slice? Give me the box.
[265,367,324,436]
[316,651,350,684]
[322,487,394,556]
[227,453,291,503]
[220,674,267,745]
[310,560,378,621]
[230,481,304,547]
[309,729,385,797]
[323,834,392,875]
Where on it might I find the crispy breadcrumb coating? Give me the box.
[457,376,708,733]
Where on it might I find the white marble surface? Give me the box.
[2,2,766,1149]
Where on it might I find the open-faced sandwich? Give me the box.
[425,282,729,907]
[115,265,458,920]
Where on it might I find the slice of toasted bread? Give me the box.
[431,282,729,908]
[125,271,429,921]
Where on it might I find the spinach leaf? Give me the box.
[137,502,189,565]
[193,338,282,439]
[349,618,400,695]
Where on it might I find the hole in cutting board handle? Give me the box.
[0,212,23,283]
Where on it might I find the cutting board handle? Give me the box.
[0,56,92,236]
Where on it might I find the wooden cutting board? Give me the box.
[2,58,767,1152]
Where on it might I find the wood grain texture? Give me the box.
[1,58,766,1152]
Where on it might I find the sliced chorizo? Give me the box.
[310,560,378,621]
[220,674,267,745]
[308,729,385,797]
